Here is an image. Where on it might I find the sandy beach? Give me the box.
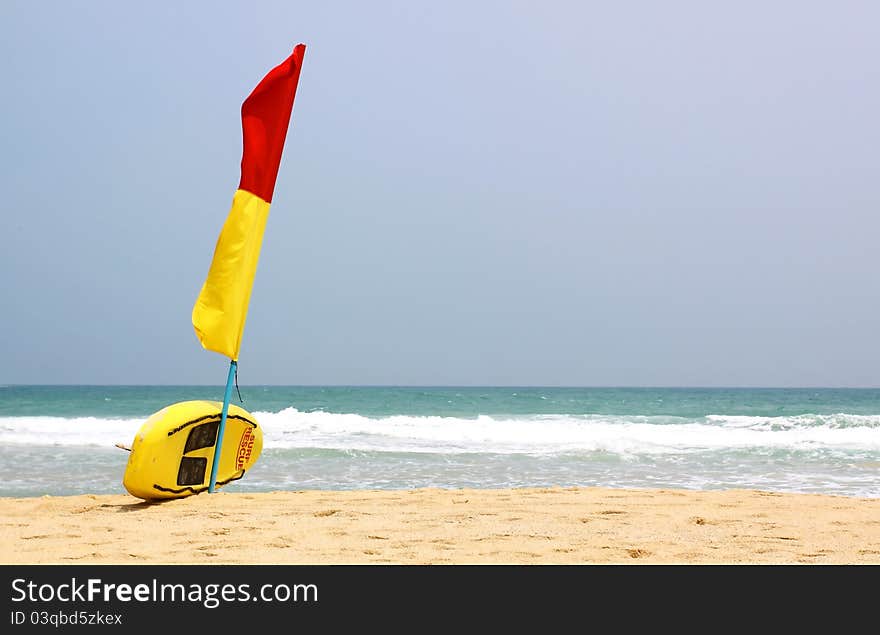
[2,487,878,564]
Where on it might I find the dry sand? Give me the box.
[2,487,878,564]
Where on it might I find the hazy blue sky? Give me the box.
[2,1,878,386]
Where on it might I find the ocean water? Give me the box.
[1,385,879,498]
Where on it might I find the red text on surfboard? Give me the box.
[237,427,256,470]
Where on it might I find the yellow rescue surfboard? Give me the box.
[122,400,262,500]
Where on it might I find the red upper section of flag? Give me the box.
[238,44,306,203]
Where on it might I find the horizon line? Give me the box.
[3,383,880,390]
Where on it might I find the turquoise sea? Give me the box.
[1,385,879,498]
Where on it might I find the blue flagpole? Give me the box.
[209,359,238,493]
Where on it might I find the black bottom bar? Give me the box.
[1,564,872,629]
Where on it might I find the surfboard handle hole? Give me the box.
[177,457,208,486]
[183,421,219,453]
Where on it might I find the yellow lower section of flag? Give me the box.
[192,189,270,360]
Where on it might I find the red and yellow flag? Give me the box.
[192,44,306,360]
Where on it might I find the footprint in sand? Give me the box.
[626,548,651,559]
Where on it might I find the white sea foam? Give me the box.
[0,408,880,455]
[1,410,879,497]
[0,416,144,447]
[705,413,880,429]
[4,410,876,455]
